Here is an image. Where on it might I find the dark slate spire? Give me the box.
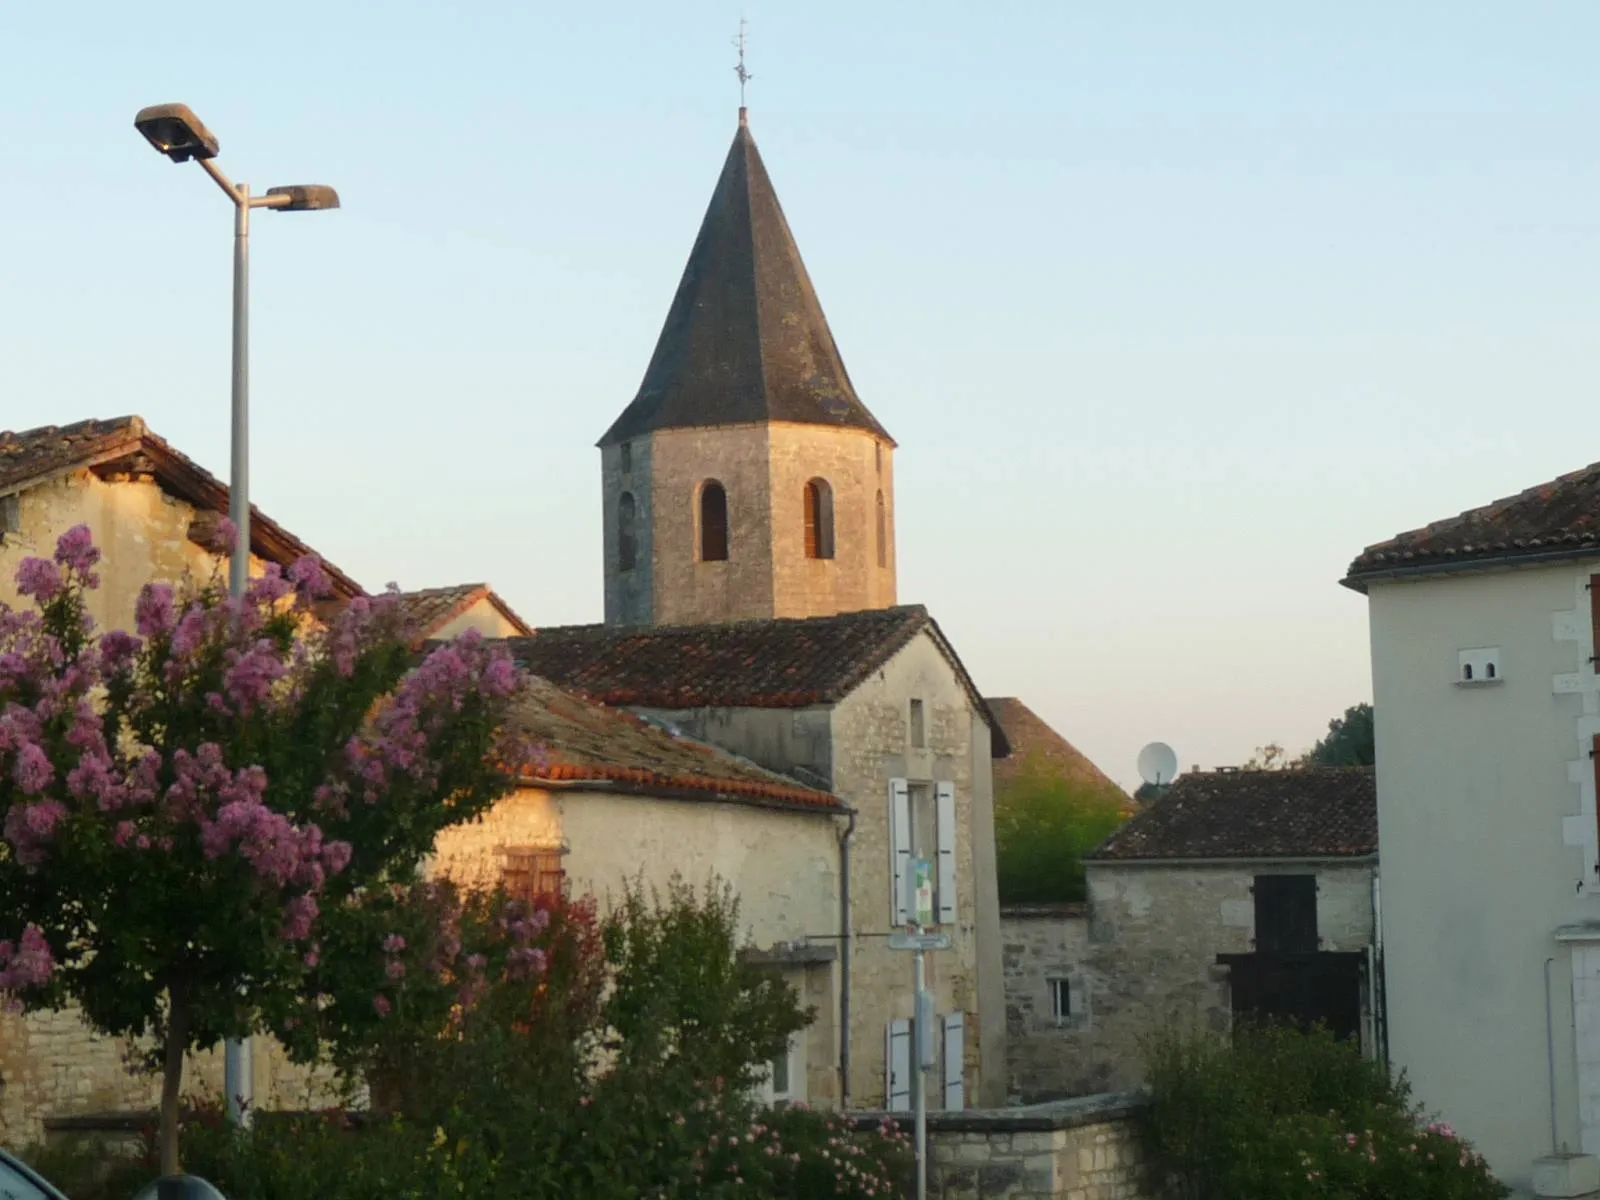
[600,113,892,446]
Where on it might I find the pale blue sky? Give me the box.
[4,3,1599,788]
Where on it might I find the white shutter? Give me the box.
[887,1019,912,1110]
[942,1012,965,1111]
[936,781,957,925]
[890,778,911,926]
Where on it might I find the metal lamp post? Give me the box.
[133,102,339,1124]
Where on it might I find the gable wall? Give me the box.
[830,630,1004,1106]
[431,597,525,640]
[1,473,277,633]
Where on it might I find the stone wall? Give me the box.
[855,1093,1149,1200]
[1000,861,1377,1101]
[831,632,1004,1107]
[1001,906,1093,1101]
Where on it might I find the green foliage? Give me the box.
[64,878,908,1199]
[1139,1023,1507,1200]
[1304,703,1375,768]
[996,758,1129,904]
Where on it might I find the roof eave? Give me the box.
[1343,543,1600,594]
[535,776,849,817]
[1085,851,1379,867]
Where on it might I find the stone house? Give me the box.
[508,605,1010,1109]
[391,582,531,640]
[433,674,850,1107]
[1344,461,1600,1192]
[0,416,369,1143]
[1002,767,1378,1102]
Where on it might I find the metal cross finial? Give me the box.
[733,18,752,110]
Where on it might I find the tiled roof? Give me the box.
[987,698,1129,810]
[0,416,362,598]
[391,584,532,638]
[1345,460,1600,588]
[599,113,891,447]
[512,675,840,812]
[506,606,1007,754]
[1086,767,1376,862]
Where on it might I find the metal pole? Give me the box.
[222,183,254,1124]
[913,945,927,1200]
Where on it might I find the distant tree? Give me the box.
[996,761,1130,905]
[1242,743,1291,771]
[1302,703,1375,767]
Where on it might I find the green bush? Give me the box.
[1138,1023,1507,1200]
[45,876,909,1200]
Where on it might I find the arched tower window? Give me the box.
[804,479,835,560]
[617,491,637,572]
[875,490,887,567]
[699,481,729,562]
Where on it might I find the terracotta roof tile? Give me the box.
[512,675,840,812]
[1345,460,1600,587]
[505,607,1007,753]
[391,584,532,638]
[0,416,362,598]
[1087,767,1376,862]
[986,698,1128,807]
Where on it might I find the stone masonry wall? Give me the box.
[764,421,895,619]
[645,424,774,626]
[856,1093,1149,1200]
[1002,906,1093,1101]
[1001,861,1376,1101]
[831,632,999,1108]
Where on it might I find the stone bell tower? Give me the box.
[598,109,898,628]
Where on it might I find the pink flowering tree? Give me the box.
[0,525,525,1175]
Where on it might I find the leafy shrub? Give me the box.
[1139,1023,1507,1200]
[82,877,909,1199]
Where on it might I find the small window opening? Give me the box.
[619,442,633,475]
[804,479,834,559]
[503,847,566,901]
[700,481,729,562]
[1462,663,1474,681]
[1487,662,1497,679]
[875,442,883,474]
[875,490,887,568]
[1049,978,1071,1022]
[910,699,926,749]
[617,491,637,573]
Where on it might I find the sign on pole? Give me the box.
[912,857,935,927]
[889,931,952,952]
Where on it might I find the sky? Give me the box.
[4,3,1600,789]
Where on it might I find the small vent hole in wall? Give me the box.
[1462,664,1473,682]
[1457,647,1503,686]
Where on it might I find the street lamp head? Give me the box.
[264,185,340,212]
[133,104,220,163]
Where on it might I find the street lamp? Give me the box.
[134,102,339,1125]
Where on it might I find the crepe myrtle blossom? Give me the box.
[0,525,526,1177]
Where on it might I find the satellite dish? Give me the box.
[1137,742,1179,787]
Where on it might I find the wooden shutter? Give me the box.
[1592,734,1600,875]
[1590,575,1600,672]
[1253,875,1318,954]
[887,1019,912,1110]
[890,779,911,926]
[936,781,958,925]
[504,847,565,902]
[942,1013,966,1111]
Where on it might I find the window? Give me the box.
[503,847,566,901]
[875,490,887,567]
[1049,978,1071,1022]
[890,779,957,926]
[875,441,883,474]
[909,699,925,749]
[1253,874,1318,954]
[761,1031,804,1108]
[699,480,729,562]
[803,478,834,559]
[617,491,637,573]
[619,441,632,474]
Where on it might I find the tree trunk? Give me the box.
[159,985,190,1177]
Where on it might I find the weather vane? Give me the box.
[733,18,752,109]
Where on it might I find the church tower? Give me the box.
[600,110,897,628]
